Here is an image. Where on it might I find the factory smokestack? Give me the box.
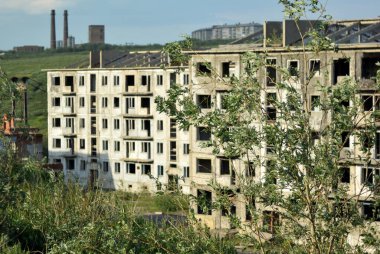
[50,10,56,49]
[63,10,68,48]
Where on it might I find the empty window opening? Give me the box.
[310,59,321,76]
[341,167,350,183]
[197,62,212,76]
[362,95,373,111]
[288,60,299,77]
[197,94,212,109]
[333,58,350,85]
[197,127,211,141]
[220,159,230,175]
[266,59,276,87]
[126,75,135,87]
[197,158,212,173]
[222,62,230,77]
[361,53,380,79]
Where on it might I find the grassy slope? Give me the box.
[0,52,88,154]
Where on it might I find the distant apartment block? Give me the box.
[13,45,44,53]
[89,25,105,44]
[192,22,262,41]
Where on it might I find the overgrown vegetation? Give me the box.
[0,145,236,253]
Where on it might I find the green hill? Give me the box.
[0,51,89,154]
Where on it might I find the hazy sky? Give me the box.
[0,0,379,50]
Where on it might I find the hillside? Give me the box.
[0,51,89,154]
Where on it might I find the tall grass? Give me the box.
[0,148,236,253]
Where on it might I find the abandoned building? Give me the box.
[192,22,263,41]
[46,18,380,239]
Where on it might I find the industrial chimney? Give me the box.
[63,10,68,48]
[50,10,56,49]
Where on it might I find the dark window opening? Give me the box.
[126,75,135,86]
[362,54,380,79]
[170,72,176,87]
[141,75,150,86]
[67,159,75,170]
[65,76,74,91]
[141,97,150,108]
[197,159,212,173]
[310,60,321,76]
[90,74,96,92]
[142,164,151,175]
[342,132,350,148]
[341,167,350,183]
[53,77,60,86]
[197,62,212,76]
[362,95,373,111]
[362,167,380,186]
[288,60,299,77]
[197,94,212,109]
[220,159,230,175]
[266,59,276,87]
[363,203,380,221]
[333,58,350,85]
[222,62,230,77]
[197,127,211,141]
[114,97,120,108]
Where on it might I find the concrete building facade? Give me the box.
[47,51,191,193]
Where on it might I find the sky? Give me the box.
[0,0,379,50]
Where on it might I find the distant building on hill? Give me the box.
[192,22,262,41]
[89,25,105,44]
[13,45,44,53]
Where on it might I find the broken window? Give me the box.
[126,163,136,174]
[220,159,230,175]
[362,202,380,221]
[311,95,320,111]
[113,97,120,108]
[361,53,380,79]
[141,97,150,108]
[126,75,135,86]
[65,76,74,89]
[113,75,120,86]
[52,97,60,107]
[266,59,277,87]
[52,118,61,127]
[340,167,350,183]
[157,75,163,86]
[197,94,212,109]
[90,74,96,92]
[222,62,230,77]
[288,60,299,77]
[141,75,150,86]
[114,162,121,173]
[333,58,350,85]
[266,93,277,121]
[309,59,321,76]
[66,159,75,170]
[197,158,212,173]
[362,95,373,111]
[170,141,176,161]
[53,76,60,86]
[342,131,350,148]
[197,127,211,141]
[197,62,212,76]
[142,164,151,175]
[362,167,380,186]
